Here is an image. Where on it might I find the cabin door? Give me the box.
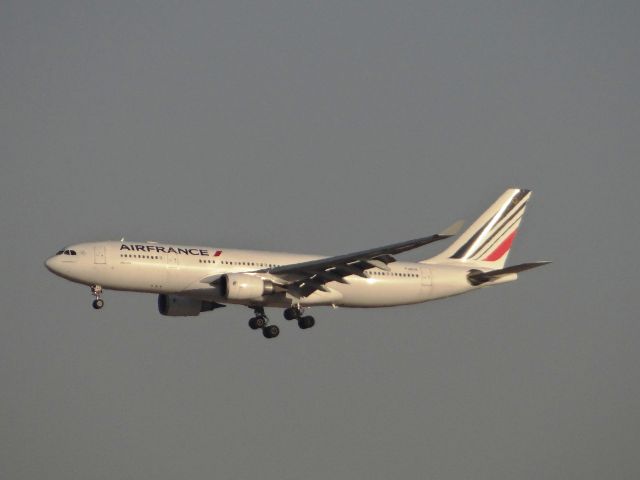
[166,252,178,268]
[420,265,431,287]
[94,245,106,264]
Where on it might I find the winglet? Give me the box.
[440,220,464,237]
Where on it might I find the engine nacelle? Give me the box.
[220,273,276,300]
[158,294,220,316]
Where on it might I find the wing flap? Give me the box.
[261,221,463,297]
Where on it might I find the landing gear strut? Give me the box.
[283,306,315,330]
[91,285,104,309]
[248,307,279,339]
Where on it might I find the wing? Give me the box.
[261,221,463,298]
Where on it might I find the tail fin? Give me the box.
[425,188,532,268]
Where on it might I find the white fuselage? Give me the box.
[45,240,497,309]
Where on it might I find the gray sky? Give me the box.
[2,1,639,479]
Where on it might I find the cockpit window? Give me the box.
[61,249,77,255]
[56,250,64,255]
[70,250,77,255]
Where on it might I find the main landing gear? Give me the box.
[248,307,280,339]
[283,306,315,330]
[90,285,104,310]
[248,306,316,339]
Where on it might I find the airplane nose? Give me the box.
[45,256,57,273]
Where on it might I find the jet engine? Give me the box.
[158,294,223,316]
[220,273,276,300]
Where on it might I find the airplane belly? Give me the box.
[337,278,426,307]
[163,267,197,292]
[256,290,343,308]
[299,289,343,306]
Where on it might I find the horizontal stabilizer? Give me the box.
[467,261,551,286]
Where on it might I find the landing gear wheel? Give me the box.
[249,316,266,330]
[284,306,304,321]
[92,299,104,310]
[262,325,280,339]
[298,316,315,329]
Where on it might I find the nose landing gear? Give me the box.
[248,307,280,339]
[90,285,104,309]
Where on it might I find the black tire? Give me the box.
[254,316,266,329]
[248,317,259,330]
[298,316,315,329]
[283,308,297,321]
[92,299,104,310]
[263,325,280,338]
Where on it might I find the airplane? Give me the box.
[44,188,549,339]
